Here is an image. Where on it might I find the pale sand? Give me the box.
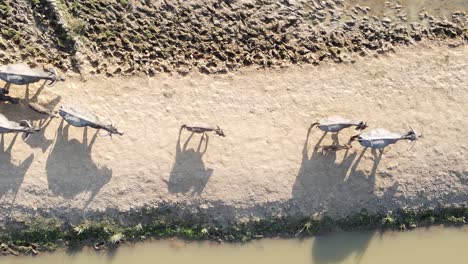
[0,45,466,224]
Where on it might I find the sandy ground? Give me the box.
[0,44,467,224]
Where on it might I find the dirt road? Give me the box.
[0,44,466,224]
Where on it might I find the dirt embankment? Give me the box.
[0,0,466,76]
[0,45,466,225]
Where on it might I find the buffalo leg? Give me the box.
[2,83,11,94]
[0,88,19,104]
[0,83,19,103]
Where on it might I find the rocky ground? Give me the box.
[0,0,466,75]
[0,0,466,227]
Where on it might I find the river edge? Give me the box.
[0,206,466,256]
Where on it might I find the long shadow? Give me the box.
[26,82,62,109]
[24,83,62,152]
[0,83,61,152]
[166,127,213,195]
[25,117,54,152]
[346,147,384,181]
[0,80,51,105]
[345,147,368,182]
[370,148,384,178]
[311,181,400,264]
[292,125,358,213]
[0,134,34,212]
[46,120,112,208]
[311,230,375,264]
[25,82,62,121]
[292,125,394,263]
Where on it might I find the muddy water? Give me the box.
[346,0,467,21]
[3,226,467,264]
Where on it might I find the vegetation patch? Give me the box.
[0,3,11,16]
[30,0,79,52]
[0,206,466,256]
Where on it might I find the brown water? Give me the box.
[2,226,467,264]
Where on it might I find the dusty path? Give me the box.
[0,45,467,224]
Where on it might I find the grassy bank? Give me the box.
[0,206,466,256]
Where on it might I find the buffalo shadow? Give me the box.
[311,180,400,264]
[166,127,213,195]
[292,125,397,264]
[311,230,375,264]
[347,147,384,181]
[24,83,62,152]
[0,134,34,210]
[46,120,112,208]
[292,125,359,210]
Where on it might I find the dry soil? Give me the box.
[0,44,466,224]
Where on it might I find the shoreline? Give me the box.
[1,206,466,256]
